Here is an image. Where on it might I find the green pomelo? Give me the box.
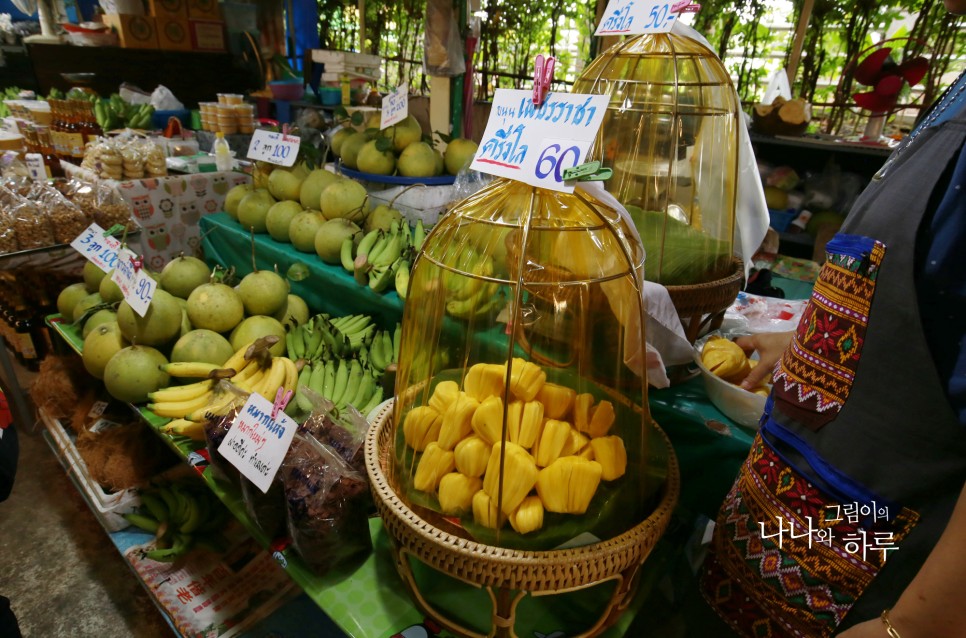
[230,316,286,357]
[444,138,479,175]
[265,200,304,243]
[339,132,370,169]
[83,261,107,293]
[82,309,117,338]
[103,345,170,403]
[331,128,355,156]
[236,188,276,234]
[390,115,423,153]
[82,322,127,380]
[357,140,396,176]
[237,270,289,316]
[273,294,310,330]
[320,179,368,223]
[99,273,123,304]
[57,283,90,318]
[299,169,340,210]
[159,255,211,299]
[365,204,403,233]
[224,183,252,219]
[267,167,305,202]
[315,218,361,264]
[289,210,326,253]
[170,329,235,366]
[116,289,182,346]
[397,141,437,178]
[73,293,104,323]
[186,283,244,333]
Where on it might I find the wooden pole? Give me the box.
[786,0,814,93]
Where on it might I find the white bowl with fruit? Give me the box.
[693,335,771,430]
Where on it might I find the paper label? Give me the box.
[24,153,48,180]
[89,418,123,433]
[88,401,109,419]
[469,89,608,193]
[246,129,300,167]
[380,83,409,129]
[111,247,157,318]
[595,0,677,35]
[71,223,122,273]
[217,393,297,493]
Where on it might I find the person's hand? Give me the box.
[733,331,794,390]
[835,617,890,637]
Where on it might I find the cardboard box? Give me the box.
[156,15,192,50]
[104,14,159,49]
[187,0,221,20]
[189,19,225,51]
[148,0,187,18]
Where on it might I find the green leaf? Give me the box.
[375,137,392,152]
[287,262,311,282]
[434,130,452,144]
[350,111,365,126]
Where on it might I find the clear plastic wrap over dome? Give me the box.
[387,177,665,551]
[573,32,740,286]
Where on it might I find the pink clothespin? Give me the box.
[671,0,701,13]
[281,123,295,142]
[130,255,143,272]
[532,55,556,107]
[272,386,293,420]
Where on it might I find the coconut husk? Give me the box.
[29,355,88,425]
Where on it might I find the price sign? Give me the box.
[380,83,409,129]
[246,129,300,167]
[24,153,47,180]
[71,223,122,273]
[218,393,297,493]
[111,247,157,317]
[469,89,608,193]
[595,0,677,36]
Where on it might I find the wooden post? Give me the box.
[430,76,452,150]
[786,0,814,93]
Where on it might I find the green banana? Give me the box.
[124,512,160,534]
[347,370,374,409]
[309,361,327,400]
[322,359,337,398]
[394,323,402,362]
[361,385,384,415]
[340,237,355,272]
[295,365,314,412]
[140,491,169,523]
[356,228,381,258]
[395,260,410,299]
[365,232,392,265]
[304,326,323,359]
[331,360,349,404]
[414,219,425,251]
[341,360,364,408]
[370,331,387,371]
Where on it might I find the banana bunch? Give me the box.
[149,337,299,438]
[286,313,375,361]
[438,245,502,321]
[124,481,228,562]
[95,94,155,131]
[359,323,401,376]
[293,357,384,415]
[341,219,425,298]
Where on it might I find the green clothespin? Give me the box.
[562,160,613,182]
[103,223,126,237]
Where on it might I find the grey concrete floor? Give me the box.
[1,387,171,636]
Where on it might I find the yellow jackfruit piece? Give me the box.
[537,382,576,420]
[536,456,603,515]
[509,400,544,449]
[509,495,544,534]
[472,490,502,529]
[578,446,595,461]
[506,358,546,401]
[701,339,751,382]
[464,363,505,401]
[403,406,443,451]
[438,472,482,514]
[533,419,572,467]
[471,395,504,446]
[590,436,627,481]
[429,380,460,414]
[413,443,455,492]
[587,400,616,438]
[483,441,538,514]
[437,392,480,450]
[504,400,523,446]
[454,435,491,478]
[561,428,590,457]
[573,393,594,434]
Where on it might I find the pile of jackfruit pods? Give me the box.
[700,336,770,397]
[402,358,627,535]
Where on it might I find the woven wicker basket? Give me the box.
[365,401,680,638]
[666,257,745,343]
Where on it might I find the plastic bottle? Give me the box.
[213,131,233,171]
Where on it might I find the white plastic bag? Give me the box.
[149,85,184,111]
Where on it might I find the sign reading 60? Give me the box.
[535,143,582,183]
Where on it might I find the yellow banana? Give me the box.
[148,379,214,403]
[161,418,206,441]
[222,341,255,374]
[162,361,222,378]
[281,357,298,392]
[235,366,266,392]
[187,388,246,422]
[230,359,260,385]
[149,392,214,418]
[253,357,286,398]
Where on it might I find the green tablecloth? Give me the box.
[199,210,753,636]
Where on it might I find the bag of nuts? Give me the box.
[9,190,55,249]
[35,184,91,244]
[0,190,21,255]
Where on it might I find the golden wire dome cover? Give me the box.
[573,32,741,287]
[385,177,666,552]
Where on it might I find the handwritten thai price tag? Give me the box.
[24,153,47,180]
[246,129,300,167]
[470,89,608,193]
[111,247,157,317]
[380,83,409,129]
[218,393,297,493]
[595,0,677,35]
[71,223,121,273]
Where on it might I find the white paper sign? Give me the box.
[380,83,409,129]
[217,393,297,494]
[111,247,157,317]
[246,129,300,167]
[469,89,609,193]
[595,0,677,36]
[24,153,46,180]
[71,223,122,273]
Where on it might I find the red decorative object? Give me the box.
[852,47,929,113]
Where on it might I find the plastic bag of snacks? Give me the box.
[94,182,137,231]
[81,138,123,180]
[0,186,21,255]
[280,432,372,575]
[239,472,287,540]
[9,191,55,249]
[35,184,91,244]
[202,382,251,488]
